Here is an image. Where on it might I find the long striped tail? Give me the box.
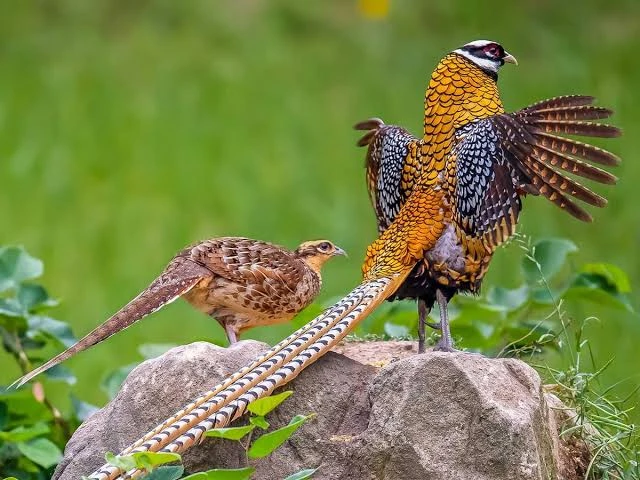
[11,258,208,388]
[88,274,408,480]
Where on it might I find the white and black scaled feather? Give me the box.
[355,118,419,233]
[451,119,524,243]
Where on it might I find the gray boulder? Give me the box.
[54,340,586,480]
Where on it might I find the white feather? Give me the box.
[453,48,501,73]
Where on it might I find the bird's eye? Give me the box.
[483,44,500,57]
[318,242,332,252]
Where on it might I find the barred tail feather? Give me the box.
[115,282,371,457]
[534,145,617,184]
[500,95,621,221]
[89,275,407,480]
[521,95,621,138]
[527,160,606,207]
[532,119,621,138]
[531,105,613,121]
[519,162,595,222]
[534,132,620,166]
[524,95,595,110]
[11,271,204,389]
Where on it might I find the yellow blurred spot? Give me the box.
[359,0,389,19]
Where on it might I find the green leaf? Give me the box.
[0,298,25,318]
[141,466,184,480]
[451,302,502,327]
[383,322,410,338]
[247,390,293,417]
[44,364,77,385]
[486,285,529,312]
[70,394,99,421]
[181,467,255,480]
[17,284,56,311]
[0,423,49,442]
[249,416,270,430]
[138,343,178,359]
[16,438,62,468]
[101,363,137,399]
[105,451,137,471]
[248,414,313,459]
[0,247,44,293]
[27,316,77,348]
[106,451,181,472]
[0,401,7,429]
[529,287,559,305]
[131,451,181,469]
[579,263,631,293]
[453,324,491,350]
[0,392,50,423]
[284,468,318,480]
[563,285,632,312]
[571,269,634,312]
[204,425,255,441]
[522,238,577,284]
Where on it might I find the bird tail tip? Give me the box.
[354,118,385,146]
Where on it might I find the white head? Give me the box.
[453,40,517,76]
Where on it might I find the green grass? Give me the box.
[1,0,638,418]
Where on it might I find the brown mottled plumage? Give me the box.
[13,237,345,388]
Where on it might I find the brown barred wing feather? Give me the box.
[187,238,306,293]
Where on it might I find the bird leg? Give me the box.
[225,324,238,345]
[417,299,427,354]
[417,298,441,354]
[433,289,456,352]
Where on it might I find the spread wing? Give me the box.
[355,118,421,234]
[185,237,305,294]
[451,95,620,249]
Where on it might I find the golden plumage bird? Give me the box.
[356,40,619,352]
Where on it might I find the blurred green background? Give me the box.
[1,0,638,413]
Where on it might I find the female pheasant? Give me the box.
[356,39,620,352]
[89,41,620,479]
[13,237,345,387]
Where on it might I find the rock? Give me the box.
[545,392,591,479]
[53,341,269,479]
[54,340,584,480]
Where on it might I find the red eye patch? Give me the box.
[483,44,500,56]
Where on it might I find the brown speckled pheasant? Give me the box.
[13,237,345,387]
[89,40,620,480]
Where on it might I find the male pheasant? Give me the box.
[356,39,620,352]
[13,237,346,387]
[87,41,620,479]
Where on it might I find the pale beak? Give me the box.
[333,246,348,258]
[503,51,518,65]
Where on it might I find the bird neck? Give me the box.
[422,53,505,144]
[299,256,327,278]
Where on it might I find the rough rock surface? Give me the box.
[55,340,584,480]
